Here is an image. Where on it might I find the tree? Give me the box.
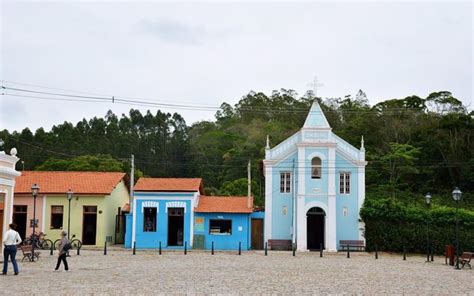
[36,154,124,172]
[379,143,421,197]
[219,178,263,206]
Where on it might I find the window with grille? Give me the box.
[51,206,63,229]
[143,207,157,232]
[280,172,291,193]
[339,173,351,194]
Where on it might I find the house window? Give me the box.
[280,172,291,193]
[209,220,232,235]
[311,157,322,179]
[340,173,351,194]
[168,208,184,216]
[51,206,63,229]
[83,206,97,213]
[143,207,157,232]
[14,205,27,213]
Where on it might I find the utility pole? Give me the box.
[247,160,251,208]
[130,154,135,213]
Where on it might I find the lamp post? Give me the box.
[31,183,40,262]
[67,189,73,240]
[452,187,462,270]
[424,192,432,262]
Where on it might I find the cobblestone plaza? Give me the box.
[2,249,473,294]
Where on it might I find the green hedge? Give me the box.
[361,198,474,254]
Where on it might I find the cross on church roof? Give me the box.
[307,76,324,98]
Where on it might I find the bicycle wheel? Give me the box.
[71,239,82,250]
[41,239,54,250]
[54,239,61,250]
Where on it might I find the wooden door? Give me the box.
[251,218,264,250]
[13,205,27,240]
[82,206,97,245]
[167,207,184,246]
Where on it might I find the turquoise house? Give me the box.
[194,195,253,250]
[263,100,367,251]
[125,178,258,250]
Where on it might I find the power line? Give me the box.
[3,93,109,104]
[12,148,471,170]
[0,80,113,97]
[2,91,438,115]
[0,80,220,107]
[3,86,110,100]
[1,82,451,115]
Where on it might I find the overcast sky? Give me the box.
[1,1,472,133]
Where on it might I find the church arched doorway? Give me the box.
[307,207,325,250]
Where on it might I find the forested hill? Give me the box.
[1,89,472,206]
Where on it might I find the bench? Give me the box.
[268,239,292,251]
[460,252,473,269]
[20,245,40,262]
[339,240,365,251]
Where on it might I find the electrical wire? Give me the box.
[12,141,471,171]
[2,81,455,115]
[3,93,110,103]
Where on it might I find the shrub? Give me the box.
[361,197,474,254]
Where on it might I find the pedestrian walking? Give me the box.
[54,230,70,271]
[2,223,22,275]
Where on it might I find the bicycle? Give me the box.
[23,231,54,250]
[54,234,82,251]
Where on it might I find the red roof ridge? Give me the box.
[134,177,203,193]
[14,171,126,195]
[195,195,253,213]
[200,195,252,198]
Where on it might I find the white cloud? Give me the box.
[139,19,207,45]
[0,1,472,132]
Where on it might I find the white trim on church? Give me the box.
[264,100,367,252]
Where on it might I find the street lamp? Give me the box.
[424,193,432,262]
[452,187,462,270]
[66,189,73,240]
[31,183,40,262]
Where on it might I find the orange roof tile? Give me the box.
[134,178,203,193]
[14,171,126,195]
[195,195,253,213]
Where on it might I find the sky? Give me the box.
[1,1,473,133]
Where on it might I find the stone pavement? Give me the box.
[1,249,472,295]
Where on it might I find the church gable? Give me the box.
[265,101,364,165]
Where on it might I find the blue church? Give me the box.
[263,100,367,251]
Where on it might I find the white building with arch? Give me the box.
[0,147,21,253]
[263,100,367,251]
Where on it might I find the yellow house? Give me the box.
[14,171,130,247]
